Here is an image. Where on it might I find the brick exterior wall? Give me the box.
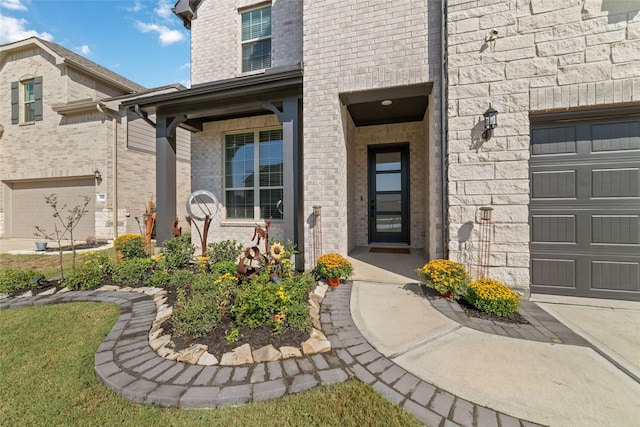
[190,0,303,85]
[303,0,444,265]
[0,42,190,240]
[446,0,640,294]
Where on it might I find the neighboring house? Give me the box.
[133,0,639,301]
[0,37,191,241]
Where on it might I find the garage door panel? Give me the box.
[531,215,576,243]
[591,215,639,245]
[591,121,640,152]
[532,258,576,289]
[591,261,639,292]
[530,116,640,301]
[591,168,639,198]
[531,170,576,199]
[11,179,95,239]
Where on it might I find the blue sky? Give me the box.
[0,0,191,88]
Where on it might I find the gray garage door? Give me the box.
[530,117,640,301]
[10,178,95,239]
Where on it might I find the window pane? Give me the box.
[376,172,401,192]
[376,193,401,212]
[226,190,254,219]
[24,81,35,102]
[259,130,283,187]
[260,189,283,220]
[377,214,402,233]
[376,152,401,172]
[225,133,254,188]
[242,39,271,72]
[241,6,271,41]
[24,103,35,122]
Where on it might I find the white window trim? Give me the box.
[21,78,35,124]
[222,126,283,223]
[239,3,272,75]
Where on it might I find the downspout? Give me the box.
[441,0,449,259]
[97,103,119,239]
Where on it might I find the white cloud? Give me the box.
[0,14,53,44]
[126,1,144,13]
[75,44,91,55]
[179,62,190,70]
[136,21,184,46]
[155,0,173,20]
[0,0,28,11]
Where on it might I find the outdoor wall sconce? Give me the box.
[482,104,498,140]
[94,169,102,185]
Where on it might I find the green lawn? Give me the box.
[0,302,423,426]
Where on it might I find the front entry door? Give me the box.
[368,144,410,244]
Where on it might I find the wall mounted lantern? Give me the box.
[482,104,498,140]
[94,169,102,185]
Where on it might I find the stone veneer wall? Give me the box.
[303,0,443,267]
[190,0,303,85]
[446,0,640,293]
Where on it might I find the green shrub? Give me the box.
[169,269,193,288]
[0,268,43,293]
[231,271,313,333]
[113,258,153,285]
[145,268,171,287]
[82,251,114,276]
[163,234,194,270]
[64,263,103,291]
[466,278,521,317]
[205,239,242,264]
[416,259,470,298]
[114,234,146,260]
[211,260,238,276]
[170,289,220,338]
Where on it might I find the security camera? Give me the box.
[485,29,498,42]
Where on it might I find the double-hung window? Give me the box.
[241,5,271,72]
[225,129,283,220]
[23,80,36,122]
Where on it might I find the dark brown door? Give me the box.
[368,144,410,244]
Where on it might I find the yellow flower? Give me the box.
[270,243,285,261]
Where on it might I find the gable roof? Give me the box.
[0,37,146,93]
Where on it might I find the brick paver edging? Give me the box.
[1,287,543,426]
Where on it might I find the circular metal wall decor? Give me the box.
[186,190,219,222]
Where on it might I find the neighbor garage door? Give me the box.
[530,116,640,301]
[10,178,95,239]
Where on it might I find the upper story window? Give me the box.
[23,80,36,122]
[241,5,271,73]
[225,128,283,220]
[11,76,43,124]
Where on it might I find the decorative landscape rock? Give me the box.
[302,328,332,355]
[220,343,254,366]
[197,351,219,366]
[150,334,172,351]
[279,346,303,359]
[252,344,282,363]
[176,343,208,364]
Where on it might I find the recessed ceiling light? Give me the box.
[381,99,392,106]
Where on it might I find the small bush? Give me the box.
[205,239,242,264]
[113,258,153,285]
[211,260,238,276]
[316,253,353,279]
[170,290,220,338]
[64,251,112,290]
[145,268,171,287]
[416,259,470,298]
[466,278,521,317]
[0,268,43,293]
[169,269,193,288]
[163,234,195,270]
[114,234,146,260]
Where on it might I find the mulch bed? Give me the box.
[43,241,110,252]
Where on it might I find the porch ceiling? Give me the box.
[339,83,432,127]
